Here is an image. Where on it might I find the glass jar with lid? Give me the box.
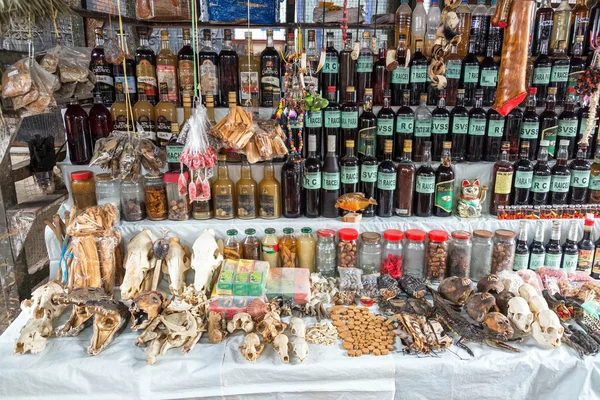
[359,232,382,275]
[297,228,316,272]
[448,230,472,278]
[491,229,516,274]
[121,179,146,221]
[469,229,494,282]
[164,171,190,220]
[316,229,337,277]
[261,228,280,269]
[382,229,404,278]
[426,230,449,282]
[242,228,260,260]
[279,227,297,268]
[404,229,426,279]
[70,170,97,209]
[144,174,168,221]
[95,173,121,214]
[192,198,213,220]
[337,228,359,268]
[224,229,241,259]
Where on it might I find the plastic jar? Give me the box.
[448,230,473,278]
[144,174,168,221]
[337,228,359,268]
[491,229,516,274]
[404,229,426,279]
[359,232,382,275]
[242,228,260,260]
[469,230,494,282]
[95,173,121,213]
[381,229,404,278]
[70,170,97,209]
[297,228,316,272]
[316,229,337,278]
[426,230,449,282]
[164,171,190,220]
[121,179,146,221]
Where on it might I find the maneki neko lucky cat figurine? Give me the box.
[457,179,488,218]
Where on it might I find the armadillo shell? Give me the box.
[399,276,427,299]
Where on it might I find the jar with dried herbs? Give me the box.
[242,228,260,260]
[144,174,168,220]
[121,179,146,221]
[70,171,97,209]
[448,230,472,277]
[297,227,316,272]
[279,227,297,268]
[224,229,241,259]
[261,228,280,268]
[164,171,190,220]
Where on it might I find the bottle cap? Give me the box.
[451,230,472,240]
[457,89,465,94]
[328,86,336,92]
[384,229,404,241]
[161,30,169,39]
[548,87,557,95]
[361,232,381,243]
[521,141,530,149]
[301,227,313,234]
[384,140,393,152]
[228,91,237,103]
[528,87,537,94]
[403,139,412,152]
[495,229,516,239]
[559,139,570,146]
[224,29,232,39]
[473,229,493,239]
[347,86,355,92]
[384,89,391,97]
[567,87,576,93]
[540,139,550,146]
[501,141,510,151]
[227,229,238,236]
[428,230,449,242]
[283,227,294,234]
[170,122,179,133]
[317,229,336,238]
[71,171,94,181]
[346,140,355,147]
[443,141,452,149]
[362,32,370,39]
[265,228,276,235]
[338,228,359,241]
[576,35,584,42]
[245,228,256,235]
[365,88,373,95]
[266,28,273,35]
[406,229,426,241]
[327,32,334,38]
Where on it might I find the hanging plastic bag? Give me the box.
[58,46,93,83]
[1,58,33,98]
[40,46,61,74]
[24,59,58,114]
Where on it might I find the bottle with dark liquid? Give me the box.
[520,88,540,159]
[409,40,428,105]
[321,134,340,218]
[444,44,462,106]
[89,93,113,145]
[539,87,559,158]
[396,139,416,217]
[65,98,93,165]
[529,220,546,270]
[360,139,378,217]
[550,140,571,205]
[376,140,396,217]
[557,88,579,158]
[415,141,435,217]
[303,135,321,218]
[306,30,320,92]
[562,219,580,272]
[533,0,554,56]
[434,141,455,217]
[339,33,355,105]
[281,151,303,218]
[260,29,281,108]
[577,96,596,159]
[340,140,360,197]
[178,28,195,103]
[512,141,534,205]
[513,220,530,271]
[391,34,410,106]
[568,146,591,204]
[588,144,600,203]
[568,36,586,90]
[304,107,323,160]
[356,32,374,105]
[505,107,524,161]
[450,89,469,162]
[467,90,486,162]
[394,90,414,161]
[135,28,157,105]
[358,88,377,158]
[90,27,114,106]
[550,41,570,106]
[456,0,472,57]
[580,214,596,276]
[321,32,339,97]
[219,29,239,107]
[490,142,513,215]
[479,41,499,107]
[341,86,359,155]
[488,0,504,56]
[532,39,552,107]
[372,35,390,106]
[323,86,340,159]
[569,0,589,56]
[460,36,480,106]
[431,90,450,161]
[377,91,395,161]
[485,108,505,161]
[414,93,432,162]
[544,220,563,269]
[531,140,552,205]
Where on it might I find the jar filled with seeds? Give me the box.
[491,229,516,274]
[426,230,449,282]
[224,229,241,259]
[337,228,359,268]
[448,230,472,277]
[470,230,493,281]
[242,228,260,260]
[279,227,297,268]
[164,171,190,220]
[404,229,426,279]
[381,229,404,278]
[144,174,168,221]
[121,179,146,221]
[358,232,382,275]
[316,229,337,277]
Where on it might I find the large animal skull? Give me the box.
[191,230,223,292]
[54,287,110,337]
[14,317,53,354]
[289,317,306,338]
[88,300,130,356]
[507,297,534,334]
[21,281,65,320]
[532,309,564,348]
[499,271,525,295]
[289,336,309,363]
[121,229,154,300]
[527,295,549,317]
[239,333,264,362]
[163,237,191,296]
[272,333,290,363]
[227,312,254,334]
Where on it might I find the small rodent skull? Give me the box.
[532,309,564,348]
[289,336,309,363]
[507,297,533,334]
[272,333,290,363]
[239,333,264,362]
[289,317,306,338]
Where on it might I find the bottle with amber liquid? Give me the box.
[409,40,428,105]
[321,32,339,97]
[444,44,462,106]
[512,141,534,205]
[434,141,455,217]
[467,90,486,162]
[236,156,258,219]
[520,88,540,160]
[361,139,377,217]
[376,140,396,217]
[396,139,416,217]
[339,33,356,105]
[156,30,178,103]
[258,160,280,219]
[377,91,395,161]
[155,82,177,148]
[490,142,513,215]
[588,143,600,203]
[166,123,185,172]
[533,0,554,56]
[413,93,432,162]
[391,34,410,106]
[303,135,321,217]
[341,86,359,155]
[113,31,137,103]
[89,93,113,145]
[549,140,571,205]
[219,29,239,107]
[415,141,435,217]
[394,90,414,161]
[431,90,450,161]
[539,87,559,158]
[213,154,236,219]
[372,35,389,106]
[485,108,505,162]
[182,90,193,127]
[356,32,374,105]
[550,0,572,56]
[550,41,570,106]
[531,140,552,205]
[321,134,340,218]
[358,89,376,158]
[239,32,260,108]
[340,139,360,198]
[260,29,281,108]
[450,89,469,162]
[90,27,114,106]
[133,83,156,142]
[135,28,157,105]
[306,30,320,91]
[568,146,591,204]
[111,86,133,133]
[281,152,302,218]
[532,39,552,107]
[178,28,194,103]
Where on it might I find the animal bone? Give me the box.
[14,317,53,354]
[130,291,168,331]
[519,283,540,301]
[494,290,515,315]
[87,299,130,356]
[163,237,191,296]
[256,312,287,343]
[499,271,525,295]
[191,229,223,292]
[528,295,549,317]
[208,311,227,344]
[21,280,66,321]
[289,317,306,338]
[227,312,254,334]
[465,292,497,323]
[272,333,290,363]
[532,309,564,348]
[239,332,264,362]
[477,274,504,294]
[121,229,154,300]
[289,336,309,363]
[507,297,533,334]
[483,312,514,339]
[305,322,338,346]
[54,287,110,337]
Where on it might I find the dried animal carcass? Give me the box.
[438,276,473,306]
[87,298,130,356]
[465,292,497,323]
[54,287,111,337]
[129,291,169,331]
[208,311,227,344]
[387,313,452,355]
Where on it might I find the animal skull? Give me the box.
[14,317,53,354]
[163,238,191,296]
[121,229,154,300]
[88,300,130,356]
[21,281,65,321]
[256,312,287,343]
[507,297,534,334]
[239,332,264,362]
[289,317,306,338]
[289,336,309,363]
[227,312,255,334]
[527,295,549,317]
[130,291,168,331]
[272,333,290,363]
[483,312,514,339]
[519,283,540,301]
[499,271,525,295]
[532,309,564,348]
[191,229,223,292]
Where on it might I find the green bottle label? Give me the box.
[562,253,578,272]
[434,179,455,212]
[166,144,184,163]
[557,119,578,138]
[468,118,486,136]
[529,252,545,270]
[391,66,410,84]
[361,164,378,183]
[452,116,469,134]
[545,253,562,269]
[487,119,505,137]
[322,172,340,190]
[414,120,431,137]
[531,174,551,193]
[480,69,498,87]
[550,65,569,83]
[377,171,397,190]
[356,55,373,73]
[589,173,600,190]
[322,56,339,73]
[570,169,591,188]
[568,69,583,89]
[513,253,529,271]
[341,165,359,184]
[541,125,558,156]
[305,111,322,128]
[324,110,341,128]
[446,61,462,79]
[396,115,414,133]
[341,111,358,129]
[410,65,427,83]
[377,118,394,136]
[416,175,435,193]
[532,66,551,85]
[432,116,449,134]
[463,65,479,83]
[303,171,321,189]
[514,170,533,189]
[358,126,376,155]
[520,121,539,139]
[551,174,570,193]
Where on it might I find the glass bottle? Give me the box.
[545,220,563,269]
[568,146,591,204]
[467,90,486,162]
[558,88,579,158]
[306,30,320,92]
[513,220,530,271]
[65,98,93,165]
[461,36,480,106]
[588,144,600,203]
[278,228,298,268]
[376,140,396,217]
[166,122,184,173]
[339,33,356,105]
[485,108,505,162]
[550,41,570,106]
[219,29,239,107]
[425,0,441,58]
[340,139,360,198]
[110,89,133,133]
[450,89,469,162]
[529,220,546,270]
[89,93,113,145]
[434,141,455,217]
[133,85,156,143]
[135,28,157,105]
[258,159,280,219]
[155,82,177,148]
[304,135,321,218]
[396,139,416,217]
[431,91,450,161]
[391,34,410,106]
[513,141,534,205]
[533,0,554,57]
[297,227,316,272]
[358,88,376,158]
[568,36,586,91]
[281,152,302,218]
[178,28,195,103]
[505,107,524,161]
[321,134,340,218]
[236,156,258,219]
[90,27,114,106]
[372,35,390,106]
[490,142,513,215]
[416,141,435,217]
[260,29,281,108]
[341,86,359,155]
[395,0,412,48]
[581,214,596,275]
[531,140,552,205]
[488,0,503,56]
[239,32,260,108]
[197,29,219,106]
[520,88,539,160]
[444,44,462,106]
[539,87,559,158]
[242,228,260,260]
[413,93,432,162]
[112,32,136,104]
[411,0,427,53]
[323,87,340,160]
[456,0,472,57]
[212,154,236,219]
[471,0,489,56]
[356,32,373,105]
[156,30,178,103]
[281,30,295,91]
[304,107,323,161]
[480,42,498,107]
[321,32,339,97]
[550,0,572,56]
[394,90,414,161]
[409,40,428,105]
[550,140,571,205]
[532,39,552,107]
[361,139,378,217]
[570,0,589,56]
[261,228,280,269]
[224,229,241,260]
[377,91,395,161]
[562,219,579,272]
[577,97,597,159]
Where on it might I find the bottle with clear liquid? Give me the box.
[391,34,410,106]
[550,0,572,56]
[414,93,432,162]
[568,146,591,204]
[470,0,489,56]
[394,90,415,161]
[339,33,356,104]
[550,140,571,205]
[411,0,427,54]
[410,40,428,105]
[303,135,321,218]
[456,0,472,57]
[545,220,563,270]
[395,0,412,49]
[356,32,374,105]
[424,0,441,58]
